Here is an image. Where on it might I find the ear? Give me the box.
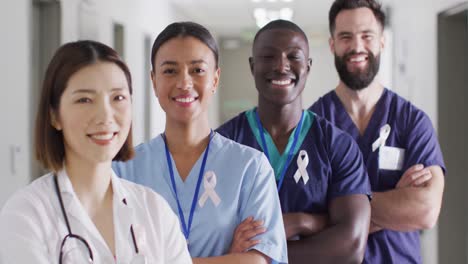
[248,57,254,75]
[380,32,385,51]
[150,70,159,98]
[50,109,62,131]
[307,58,312,73]
[328,36,335,54]
[212,67,221,94]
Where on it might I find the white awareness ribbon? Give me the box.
[198,171,221,208]
[372,124,391,152]
[293,150,309,184]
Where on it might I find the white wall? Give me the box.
[0,0,32,207]
[387,1,467,263]
[302,30,338,108]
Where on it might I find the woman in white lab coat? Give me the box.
[0,40,191,264]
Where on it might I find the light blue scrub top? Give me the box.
[113,133,288,263]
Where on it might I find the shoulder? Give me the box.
[310,111,359,153]
[1,174,54,214]
[310,111,350,139]
[216,111,248,139]
[211,133,271,183]
[213,132,265,161]
[133,135,164,159]
[309,90,335,112]
[386,89,434,131]
[113,135,164,175]
[118,178,172,213]
[0,173,56,238]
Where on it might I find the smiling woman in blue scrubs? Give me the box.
[217,20,372,263]
[113,22,287,264]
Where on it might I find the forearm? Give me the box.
[287,221,368,264]
[193,251,269,264]
[287,195,370,264]
[284,213,328,238]
[372,168,444,232]
[371,188,433,231]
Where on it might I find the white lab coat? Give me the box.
[0,169,192,264]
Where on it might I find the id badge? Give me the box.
[379,146,405,170]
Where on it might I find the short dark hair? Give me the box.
[253,19,309,47]
[329,0,386,34]
[35,40,134,172]
[150,22,219,71]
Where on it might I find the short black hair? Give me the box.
[329,0,386,34]
[150,21,219,71]
[253,19,309,46]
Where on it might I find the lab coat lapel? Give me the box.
[56,169,113,254]
[112,172,137,261]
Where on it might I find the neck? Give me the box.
[257,97,303,138]
[335,80,384,119]
[164,116,211,155]
[64,157,113,215]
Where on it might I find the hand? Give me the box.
[396,164,432,188]
[229,217,266,253]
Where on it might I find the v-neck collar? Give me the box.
[157,132,223,190]
[331,88,389,145]
[245,108,314,181]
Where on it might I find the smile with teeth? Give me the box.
[349,55,367,63]
[271,79,293,85]
[89,133,116,140]
[175,97,196,103]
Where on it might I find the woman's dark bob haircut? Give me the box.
[35,40,134,172]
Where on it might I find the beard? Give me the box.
[334,50,380,91]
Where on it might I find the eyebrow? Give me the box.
[258,45,304,51]
[159,59,208,67]
[71,88,125,94]
[337,30,376,36]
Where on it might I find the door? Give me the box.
[438,3,468,263]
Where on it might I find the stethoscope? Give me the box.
[53,175,147,264]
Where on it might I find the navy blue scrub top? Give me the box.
[310,88,446,264]
[217,109,371,216]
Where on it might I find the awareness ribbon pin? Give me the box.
[198,171,221,207]
[293,150,309,184]
[372,124,391,152]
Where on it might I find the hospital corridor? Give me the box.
[0,0,467,263]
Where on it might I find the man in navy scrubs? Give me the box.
[310,0,446,263]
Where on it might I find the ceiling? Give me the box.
[170,0,337,40]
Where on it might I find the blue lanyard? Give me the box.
[162,131,213,243]
[255,109,304,192]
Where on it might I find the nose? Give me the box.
[95,98,114,126]
[274,54,290,73]
[176,70,193,90]
[350,36,365,53]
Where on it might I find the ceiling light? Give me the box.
[279,7,293,20]
[253,8,294,28]
[254,8,267,19]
